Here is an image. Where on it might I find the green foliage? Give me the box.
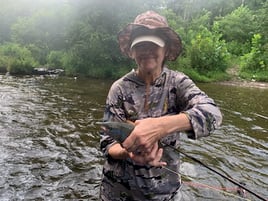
[240,34,268,78]
[239,70,268,82]
[214,6,258,55]
[0,43,38,74]
[224,40,251,56]
[166,0,263,20]
[180,67,213,82]
[61,52,77,76]
[188,27,229,74]
[0,55,8,72]
[0,0,267,81]
[47,51,64,68]
[256,1,268,43]
[9,2,73,65]
[26,44,47,65]
[62,0,141,77]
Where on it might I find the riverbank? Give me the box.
[1,68,268,89]
[217,66,268,89]
[217,80,268,89]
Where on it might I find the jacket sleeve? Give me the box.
[100,80,126,157]
[175,74,222,139]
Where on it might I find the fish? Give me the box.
[96,121,135,143]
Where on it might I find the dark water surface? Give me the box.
[0,75,267,200]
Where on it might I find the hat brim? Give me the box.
[118,24,182,61]
[130,35,165,49]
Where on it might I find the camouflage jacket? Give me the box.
[100,67,222,201]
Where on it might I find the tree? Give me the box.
[0,43,37,74]
[240,34,268,81]
[63,0,149,77]
[188,27,229,74]
[0,0,267,81]
[214,6,258,55]
[256,0,268,43]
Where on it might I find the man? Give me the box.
[100,10,222,201]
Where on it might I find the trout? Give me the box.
[96,121,134,143]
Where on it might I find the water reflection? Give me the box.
[0,75,267,200]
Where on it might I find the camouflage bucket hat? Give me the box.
[118,10,182,61]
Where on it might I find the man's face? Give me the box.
[131,42,166,73]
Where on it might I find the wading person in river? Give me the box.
[99,10,222,200]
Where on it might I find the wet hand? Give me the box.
[128,142,166,167]
[122,118,165,153]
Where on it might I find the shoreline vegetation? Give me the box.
[216,65,268,89]
[0,1,267,83]
[1,67,268,90]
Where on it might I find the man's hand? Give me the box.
[108,142,166,167]
[122,118,164,153]
[122,114,191,153]
[128,142,166,167]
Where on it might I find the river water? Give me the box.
[0,74,267,200]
